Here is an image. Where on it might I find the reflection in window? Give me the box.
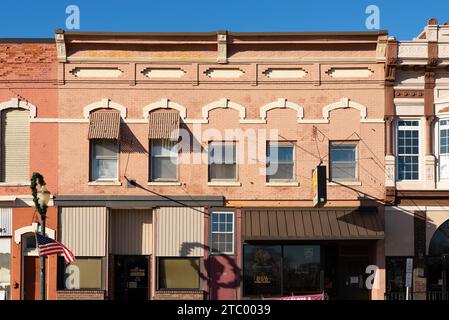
[330,143,357,181]
[266,143,295,182]
[386,257,409,293]
[91,139,119,181]
[243,245,282,298]
[397,120,419,181]
[283,245,321,295]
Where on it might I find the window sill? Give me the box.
[265,182,299,187]
[88,181,122,186]
[328,181,362,186]
[208,181,242,187]
[0,182,31,187]
[147,181,181,186]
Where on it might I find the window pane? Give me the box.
[0,238,11,286]
[209,163,236,180]
[268,145,294,162]
[63,258,102,289]
[210,212,235,254]
[283,245,321,294]
[94,140,118,157]
[243,245,282,298]
[330,144,356,181]
[151,157,177,181]
[159,258,200,289]
[93,159,118,180]
[210,143,235,164]
[268,163,294,181]
[440,155,449,179]
[152,140,177,156]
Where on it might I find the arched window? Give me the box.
[1,109,30,183]
[429,220,449,257]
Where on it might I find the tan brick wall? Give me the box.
[154,290,205,300]
[56,290,105,300]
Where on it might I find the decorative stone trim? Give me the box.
[202,99,245,123]
[14,223,55,244]
[322,98,367,120]
[0,98,37,118]
[143,99,187,120]
[394,90,424,98]
[83,99,127,119]
[260,98,304,122]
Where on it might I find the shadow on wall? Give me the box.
[120,122,147,154]
[179,242,241,299]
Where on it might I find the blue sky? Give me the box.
[0,0,448,40]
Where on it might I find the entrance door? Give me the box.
[209,256,238,300]
[114,256,149,300]
[338,256,369,300]
[23,257,40,300]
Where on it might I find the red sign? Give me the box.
[266,293,325,300]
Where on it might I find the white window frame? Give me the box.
[266,142,296,183]
[91,139,119,182]
[210,211,235,255]
[150,139,179,182]
[396,119,420,182]
[208,142,238,182]
[438,118,449,181]
[329,141,359,182]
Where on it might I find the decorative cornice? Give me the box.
[394,89,424,98]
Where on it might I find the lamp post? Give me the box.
[30,173,52,300]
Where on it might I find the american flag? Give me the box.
[36,234,75,264]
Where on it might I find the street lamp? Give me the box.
[30,173,52,300]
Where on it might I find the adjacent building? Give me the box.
[0,40,59,300]
[385,19,449,300]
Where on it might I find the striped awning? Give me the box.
[88,110,121,140]
[148,110,180,140]
[242,207,384,241]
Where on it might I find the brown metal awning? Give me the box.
[148,110,180,140]
[88,110,121,140]
[242,208,384,241]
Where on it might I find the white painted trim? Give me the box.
[83,98,127,119]
[0,98,37,118]
[147,182,181,186]
[14,223,55,244]
[88,181,122,186]
[208,181,242,187]
[260,98,304,122]
[143,99,187,119]
[323,98,367,120]
[265,182,299,187]
[202,99,246,122]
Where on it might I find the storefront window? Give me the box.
[0,238,10,300]
[158,258,200,289]
[283,245,321,295]
[58,257,103,290]
[386,257,409,293]
[243,245,282,298]
[243,245,322,298]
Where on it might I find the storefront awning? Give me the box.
[242,208,384,241]
[148,110,180,140]
[88,110,121,140]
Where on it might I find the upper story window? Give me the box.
[210,211,235,255]
[266,142,295,182]
[397,120,419,181]
[150,139,178,182]
[439,119,449,180]
[1,109,30,183]
[91,140,119,181]
[329,142,358,181]
[208,142,237,182]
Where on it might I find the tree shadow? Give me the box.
[179,242,241,299]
